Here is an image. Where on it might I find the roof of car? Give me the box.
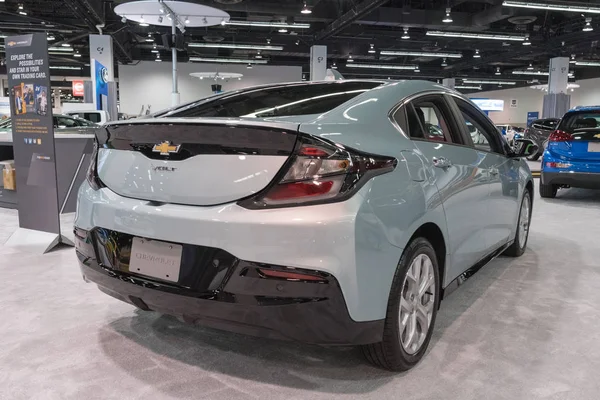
[569,106,600,112]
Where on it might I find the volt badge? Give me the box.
[152,141,181,156]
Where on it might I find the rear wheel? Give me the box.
[504,190,532,257]
[539,183,557,198]
[362,238,440,371]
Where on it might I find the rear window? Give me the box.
[165,81,381,119]
[559,112,600,133]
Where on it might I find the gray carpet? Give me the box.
[1,181,600,400]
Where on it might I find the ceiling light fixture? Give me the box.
[415,65,421,72]
[495,67,501,75]
[368,44,376,54]
[47,34,55,41]
[426,30,526,41]
[247,63,253,69]
[18,10,27,16]
[255,51,262,59]
[48,47,74,52]
[301,2,312,14]
[441,57,448,67]
[61,43,71,47]
[570,54,577,64]
[401,28,410,40]
[380,50,463,58]
[442,7,453,23]
[463,79,517,85]
[501,1,600,14]
[527,62,534,70]
[189,57,268,64]
[73,50,81,58]
[145,33,154,42]
[523,34,531,45]
[575,60,600,66]
[139,15,149,26]
[455,85,482,90]
[348,53,353,62]
[344,63,418,70]
[18,3,23,9]
[121,16,127,23]
[155,58,162,62]
[151,49,159,53]
[583,17,594,32]
[473,49,481,58]
[49,66,82,70]
[278,27,288,33]
[332,62,337,69]
[188,43,284,51]
[185,16,190,24]
[224,21,310,29]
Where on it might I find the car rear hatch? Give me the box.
[550,113,600,161]
[95,119,299,206]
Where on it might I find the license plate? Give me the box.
[588,142,600,153]
[129,237,182,283]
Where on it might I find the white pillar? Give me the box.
[171,18,180,107]
[310,45,327,81]
[442,78,455,89]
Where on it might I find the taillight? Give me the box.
[86,140,104,190]
[239,135,397,209]
[548,130,573,142]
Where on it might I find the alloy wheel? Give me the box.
[399,254,436,355]
[518,195,531,248]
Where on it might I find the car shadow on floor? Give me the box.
[544,188,600,206]
[97,233,585,396]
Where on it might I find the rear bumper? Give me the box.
[541,171,600,189]
[76,244,383,345]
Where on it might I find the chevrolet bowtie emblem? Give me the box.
[152,141,181,155]
[594,134,600,139]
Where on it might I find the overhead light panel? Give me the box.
[455,85,482,90]
[527,63,534,70]
[502,1,600,14]
[49,47,74,52]
[331,62,337,69]
[380,50,463,58]
[347,53,353,62]
[345,63,418,70]
[224,21,310,29]
[189,57,268,64]
[415,65,420,73]
[247,63,253,69]
[49,66,82,70]
[442,8,453,23]
[188,43,284,51]
[464,79,517,85]
[575,61,600,66]
[426,30,526,41]
[401,28,410,40]
[301,2,312,14]
[570,54,576,64]
[73,50,81,58]
[278,27,288,33]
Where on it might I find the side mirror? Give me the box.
[511,138,538,158]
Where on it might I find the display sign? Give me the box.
[471,98,504,112]
[310,45,327,81]
[510,99,518,108]
[72,80,84,97]
[5,33,61,235]
[527,111,539,126]
[89,34,114,110]
[548,57,569,94]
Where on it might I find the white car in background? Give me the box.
[495,124,517,143]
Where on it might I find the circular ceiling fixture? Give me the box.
[508,16,537,25]
[114,1,230,28]
[190,72,243,81]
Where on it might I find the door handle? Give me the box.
[432,157,452,169]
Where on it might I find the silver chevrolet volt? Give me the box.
[74,80,536,371]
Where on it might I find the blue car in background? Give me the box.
[540,106,600,198]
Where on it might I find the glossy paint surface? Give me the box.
[76,80,533,323]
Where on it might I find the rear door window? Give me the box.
[165,81,382,118]
[558,112,600,133]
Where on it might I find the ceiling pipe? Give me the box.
[315,0,388,41]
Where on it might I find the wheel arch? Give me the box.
[407,222,446,296]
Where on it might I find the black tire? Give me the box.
[504,190,532,257]
[362,238,440,371]
[539,182,557,198]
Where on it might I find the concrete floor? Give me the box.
[1,182,600,400]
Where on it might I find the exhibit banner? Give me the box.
[72,80,84,97]
[527,112,539,126]
[5,33,61,235]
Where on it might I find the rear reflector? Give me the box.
[258,268,327,282]
[546,162,572,168]
[548,130,573,142]
[264,180,335,201]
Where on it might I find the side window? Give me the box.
[402,96,464,144]
[454,98,503,154]
[56,116,78,128]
